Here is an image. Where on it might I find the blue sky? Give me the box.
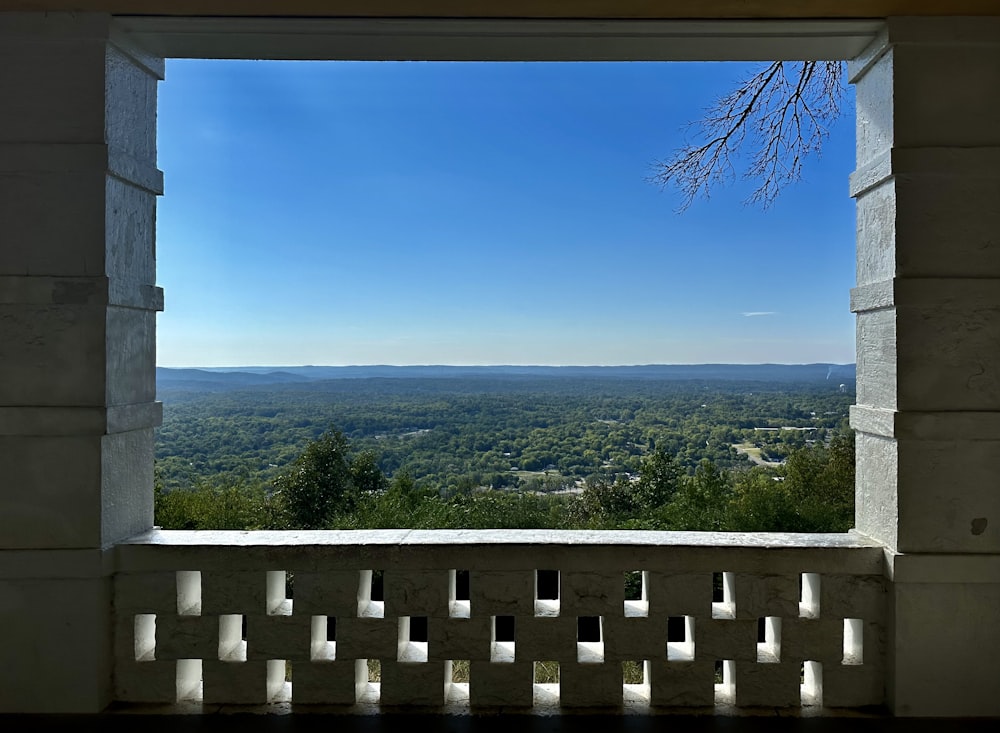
[156,61,856,367]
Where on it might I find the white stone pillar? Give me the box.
[0,13,163,712]
[850,17,1000,716]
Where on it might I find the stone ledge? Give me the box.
[121,528,882,549]
[850,278,1000,313]
[0,402,163,436]
[0,277,163,311]
[851,405,1000,441]
[850,147,1000,198]
[0,548,114,579]
[886,551,1000,584]
[114,530,885,575]
[0,143,163,195]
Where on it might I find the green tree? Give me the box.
[350,449,389,495]
[273,429,356,529]
[782,432,855,532]
[662,459,732,530]
[635,447,682,511]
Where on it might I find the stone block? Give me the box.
[384,569,449,616]
[892,581,1000,716]
[154,614,216,661]
[0,304,107,407]
[646,571,711,616]
[647,658,714,707]
[560,660,623,707]
[821,574,886,620]
[201,571,267,614]
[516,615,577,663]
[0,169,108,276]
[104,44,159,162]
[428,616,491,661]
[0,32,108,144]
[379,660,446,706]
[603,614,668,660]
[694,618,757,663]
[202,659,269,705]
[897,306,1000,412]
[292,659,358,705]
[779,618,844,665]
[336,616,398,660]
[855,308,897,410]
[292,570,361,615]
[823,662,885,708]
[854,431,899,549]
[560,570,619,615]
[113,659,175,704]
[0,434,102,549]
[101,428,155,546]
[735,661,801,708]
[897,439,1000,553]
[854,180,897,286]
[734,572,798,618]
[892,44,1000,148]
[469,660,533,707]
[894,176,1000,278]
[247,613,311,661]
[0,577,112,712]
[106,176,157,295]
[106,306,157,405]
[853,47,894,165]
[470,569,534,616]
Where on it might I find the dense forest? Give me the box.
[155,368,856,533]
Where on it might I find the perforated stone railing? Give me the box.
[113,530,885,710]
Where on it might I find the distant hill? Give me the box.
[157,364,856,393]
[154,367,313,392]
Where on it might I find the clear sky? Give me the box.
[156,60,857,367]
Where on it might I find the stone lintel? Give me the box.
[851,405,1000,441]
[113,16,881,62]
[851,277,1000,313]
[0,403,162,436]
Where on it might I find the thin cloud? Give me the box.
[742,311,777,317]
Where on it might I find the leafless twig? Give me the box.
[649,61,844,210]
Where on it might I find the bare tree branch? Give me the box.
[649,61,844,211]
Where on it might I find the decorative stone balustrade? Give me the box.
[113,530,885,711]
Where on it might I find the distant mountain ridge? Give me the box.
[157,364,856,392]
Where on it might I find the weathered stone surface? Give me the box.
[291,659,358,705]
[109,535,887,710]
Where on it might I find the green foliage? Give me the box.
[273,429,375,529]
[575,475,643,528]
[156,377,854,493]
[154,480,285,530]
[659,459,733,531]
[350,449,390,495]
[636,447,682,510]
[154,378,856,534]
[331,485,565,530]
